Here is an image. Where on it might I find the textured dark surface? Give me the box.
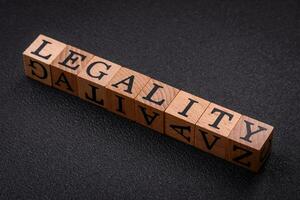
[1,0,300,199]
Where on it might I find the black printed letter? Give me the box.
[115,95,125,114]
[85,84,104,105]
[177,98,198,117]
[240,120,267,143]
[58,50,86,70]
[170,125,191,142]
[232,145,253,167]
[139,106,160,125]
[209,108,233,129]
[111,75,135,94]
[200,131,220,150]
[30,39,52,60]
[28,59,48,79]
[86,61,111,80]
[142,83,165,105]
[55,73,73,92]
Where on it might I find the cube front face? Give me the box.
[165,114,195,145]
[227,116,274,171]
[51,45,94,95]
[107,93,136,120]
[164,91,210,145]
[77,56,121,108]
[135,79,179,133]
[135,102,164,132]
[106,67,151,120]
[77,77,107,107]
[23,34,66,86]
[194,103,241,159]
[23,56,53,86]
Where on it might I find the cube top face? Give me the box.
[23,34,66,65]
[51,45,94,75]
[77,56,121,87]
[165,90,210,124]
[196,103,241,138]
[106,67,151,98]
[135,79,180,111]
[228,115,274,151]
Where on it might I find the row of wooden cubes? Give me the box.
[23,34,274,172]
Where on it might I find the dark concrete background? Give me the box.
[1,0,299,199]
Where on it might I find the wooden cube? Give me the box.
[164,91,210,145]
[194,103,241,159]
[51,45,94,95]
[77,56,121,108]
[135,79,179,133]
[106,67,150,120]
[23,34,66,86]
[227,115,274,172]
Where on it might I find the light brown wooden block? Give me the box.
[51,45,94,95]
[135,79,179,133]
[23,34,66,86]
[165,91,210,145]
[227,115,274,172]
[194,103,241,159]
[77,56,121,108]
[106,67,150,120]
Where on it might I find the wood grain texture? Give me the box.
[227,115,274,172]
[106,67,150,120]
[77,56,122,108]
[164,91,210,145]
[23,34,66,86]
[194,103,241,159]
[135,79,179,133]
[22,34,276,172]
[51,45,94,95]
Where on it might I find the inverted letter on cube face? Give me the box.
[227,115,274,172]
[23,34,66,86]
[106,67,150,120]
[165,91,210,145]
[51,45,94,96]
[77,56,121,108]
[194,103,241,159]
[135,79,179,133]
